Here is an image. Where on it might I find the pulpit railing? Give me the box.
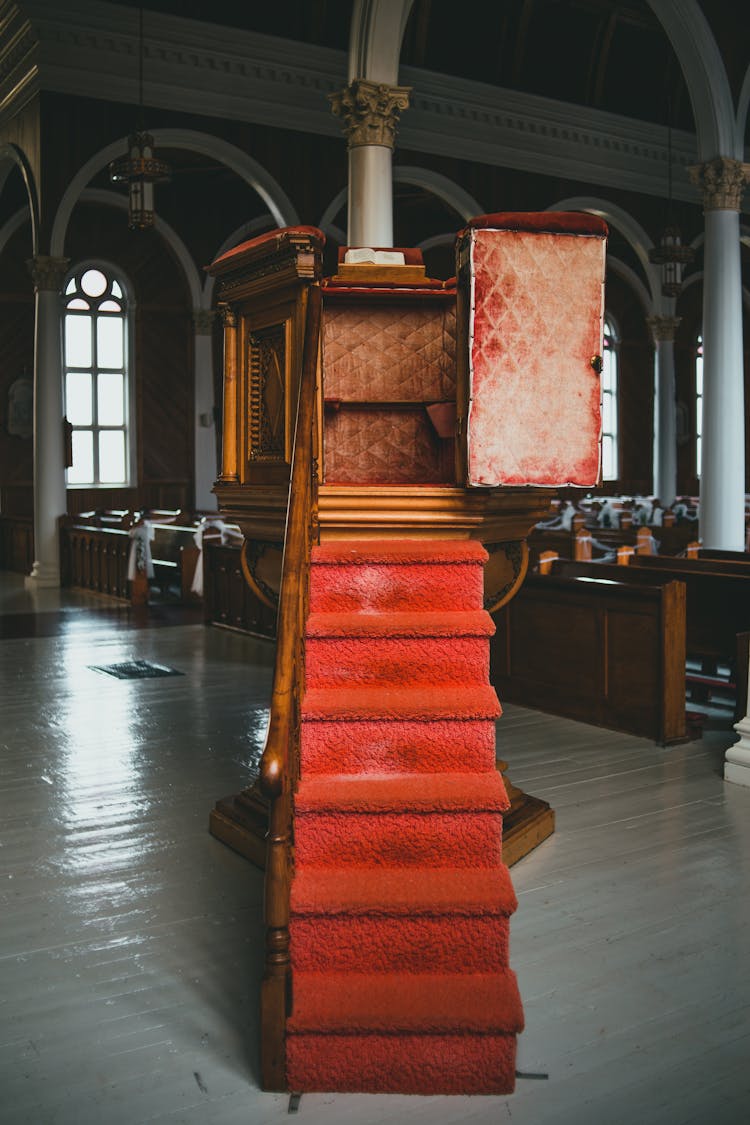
[258,282,321,1091]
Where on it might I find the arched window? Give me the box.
[63,265,133,486]
[600,315,619,482]
[695,334,703,478]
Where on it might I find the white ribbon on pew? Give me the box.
[190,519,243,596]
[127,522,155,580]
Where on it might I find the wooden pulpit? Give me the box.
[207,212,607,866]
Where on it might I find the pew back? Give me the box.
[492,571,686,743]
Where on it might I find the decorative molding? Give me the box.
[647,314,682,343]
[193,307,216,335]
[688,156,750,211]
[26,253,68,291]
[218,303,237,329]
[248,323,286,463]
[329,79,410,149]
[1,1,741,207]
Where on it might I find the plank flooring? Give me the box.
[1,572,748,1124]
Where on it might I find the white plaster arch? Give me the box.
[646,0,738,160]
[349,0,415,83]
[51,131,299,258]
[547,194,663,312]
[394,167,484,222]
[737,62,750,152]
[0,143,39,256]
[80,188,202,308]
[607,257,653,316]
[681,269,750,313]
[0,207,31,260]
[319,188,347,233]
[418,232,454,253]
[202,213,277,306]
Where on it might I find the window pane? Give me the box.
[602,435,615,480]
[66,371,92,425]
[65,278,76,295]
[602,391,612,435]
[97,372,124,426]
[81,269,107,298]
[66,298,89,310]
[97,316,124,369]
[99,430,126,483]
[99,300,121,312]
[111,280,123,298]
[65,314,92,368]
[68,430,94,484]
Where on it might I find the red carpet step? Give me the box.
[288,539,523,1095]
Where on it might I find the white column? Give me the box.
[689,157,749,549]
[25,255,69,589]
[727,661,750,787]
[193,308,218,512]
[647,315,680,507]
[330,79,410,248]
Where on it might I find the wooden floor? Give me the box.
[1,572,748,1124]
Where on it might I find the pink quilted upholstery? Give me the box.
[467,228,605,487]
[324,409,450,484]
[323,304,456,402]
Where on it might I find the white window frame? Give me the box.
[62,262,136,488]
[695,333,703,478]
[600,314,619,482]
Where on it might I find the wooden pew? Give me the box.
[131,520,201,606]
[203,538,277,640]
[491,570,686,744]
[551,556,750,673]
[0,514,34,574]
[60,510,201,605]
[60,515,131,599]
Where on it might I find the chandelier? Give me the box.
[648,120,693,298]
[109,8,170,230]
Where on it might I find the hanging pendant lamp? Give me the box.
[109,7,171,230]
[649,119,693,298]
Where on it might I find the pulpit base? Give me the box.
[209,768,553,870]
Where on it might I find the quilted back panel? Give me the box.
[467,227,605,487]
[322,297,456,483]
[323,302,456,402]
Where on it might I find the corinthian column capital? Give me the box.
[688,156,750,212]
[647,315,681,345]
[329,79,411,149]
[26,255,70,293]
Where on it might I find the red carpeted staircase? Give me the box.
[286,539,523,1095]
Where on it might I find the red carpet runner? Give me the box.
[287,539,524,1094]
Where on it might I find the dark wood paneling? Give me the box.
[204,542,276,639]
[491,573,686,743]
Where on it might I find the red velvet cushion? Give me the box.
[460,212,608,238]
[210,225,325,269]
[322,279,452,297]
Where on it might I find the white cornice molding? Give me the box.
[1,0,738,207]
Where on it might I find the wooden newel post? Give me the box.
[260,774,292,1092]
[218,303,239,482]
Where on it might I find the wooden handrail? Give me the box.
[258,281,322,1092]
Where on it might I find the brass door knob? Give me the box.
[590,354,603,375]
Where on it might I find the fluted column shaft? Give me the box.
[330,79,410,248]
[689,157,749,549]
[193,308,218,511]
[647,315,681,507]
[25,256,69,588]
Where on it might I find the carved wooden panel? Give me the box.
[248,323,287,463]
